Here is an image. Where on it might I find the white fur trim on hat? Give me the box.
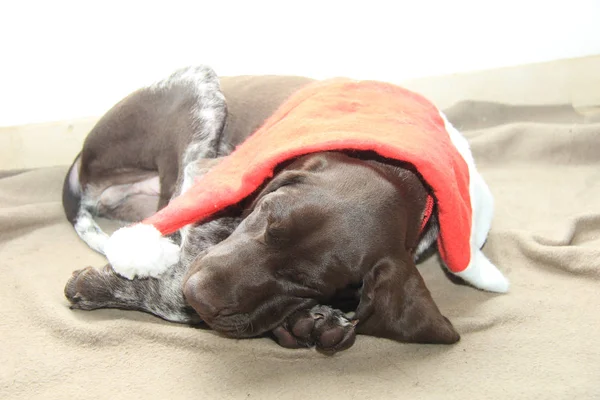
[455,250,510,293]
[104,224,180,279]
[439,111,510,293]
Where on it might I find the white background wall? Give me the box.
[1,0,599,127]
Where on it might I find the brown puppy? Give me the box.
[63,66,459,353]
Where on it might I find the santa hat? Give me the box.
[104,79,509,293]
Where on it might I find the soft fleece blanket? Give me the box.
[1,102,599,399]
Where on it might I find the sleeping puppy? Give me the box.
[63,66,459,353]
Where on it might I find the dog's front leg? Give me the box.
[64,261,201,324]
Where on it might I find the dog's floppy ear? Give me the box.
[355,255,460,344]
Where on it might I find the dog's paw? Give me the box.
[272,305,357,354]
[64,266,114,310]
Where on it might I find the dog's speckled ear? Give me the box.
[355,255,460,344]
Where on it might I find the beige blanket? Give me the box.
[1,102,599,399]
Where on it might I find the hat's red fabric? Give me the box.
[142,79,472,272]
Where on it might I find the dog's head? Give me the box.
[183,152,459,343]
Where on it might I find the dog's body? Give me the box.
[64,66,461,353]
[63,68,313,252]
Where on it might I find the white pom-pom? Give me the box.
[104,224,180,279]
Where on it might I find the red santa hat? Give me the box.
[104,79,509,293]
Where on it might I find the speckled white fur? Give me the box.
[74,209,109,254]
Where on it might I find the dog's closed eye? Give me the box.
[244,171,308,218]
[264,216,291,246]
[262,170,307,195]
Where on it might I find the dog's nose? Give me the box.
[183,271,222,319]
